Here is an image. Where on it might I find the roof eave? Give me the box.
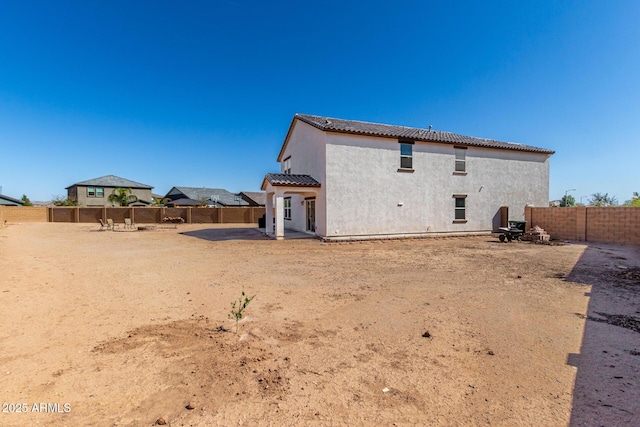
[276,116,302,163]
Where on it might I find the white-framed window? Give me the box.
[87,187,104,197]
[400,142,413,169]
[284,197,291,220]
[455,148,466,172]
[454,195,467,221]
[283,157,291,174]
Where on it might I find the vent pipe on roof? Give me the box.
[428,125,433,131]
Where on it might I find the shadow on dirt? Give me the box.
[180,227,270,241]
[564,243,640,426]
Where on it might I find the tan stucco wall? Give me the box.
[71,186,154,207]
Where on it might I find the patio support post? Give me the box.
[265,191,274,237]
[274,191,285,240]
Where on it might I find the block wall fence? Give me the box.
[525,206,640,245]
[0,206,265,225]
[0,206,49,223]
[2,205,638,245]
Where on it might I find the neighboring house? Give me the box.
[0,194,25,206]
[66,175,154,207]
[166,198,207,207]
[240,191,266,206]
[164,187,249,207]
[261,114,554,240]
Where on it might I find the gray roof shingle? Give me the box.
[0,194,25,206]
[294,114,554,154]
[240,191,267,206]
[67,175,153,189]
[166,187,249,206]
[264,174,321,187]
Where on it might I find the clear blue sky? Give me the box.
[1,1,638,204]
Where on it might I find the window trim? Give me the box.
[87,186,105,198]
[453,194,467,223]
[284,197,292,220]
[283,156,292,175]
[454,146,467,174]
[399,140,414,171]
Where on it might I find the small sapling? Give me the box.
[228,290,255,334]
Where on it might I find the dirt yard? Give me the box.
[1,223,639,426]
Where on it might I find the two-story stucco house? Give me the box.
[261,114,554,241]
[66,175,154,207]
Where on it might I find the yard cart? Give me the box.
[497,220,527,242]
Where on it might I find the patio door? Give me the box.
[306,198,316,232]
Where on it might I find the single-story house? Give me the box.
[66,175,154,207]
[262,113,554,240]
[164,187,249,207]
[0,194,25,206]
[239,191,266,206]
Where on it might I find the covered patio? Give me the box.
[261,173,321,240]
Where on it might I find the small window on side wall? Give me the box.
[454,195,467,222]
[96,187,104,198]
[87,186,95,197]
[283,157,291,175]
[455,148,466,172]
[400,142,413,169]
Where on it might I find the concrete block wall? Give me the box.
[2,206,48,222]
[45,207,266,224]
[586,207,640,245]
[527,206,578,240]
[525,206,640,245]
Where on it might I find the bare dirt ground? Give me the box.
[0,223,639,426]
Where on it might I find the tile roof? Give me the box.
[67,175,153,189]
[263,174,321,187]
[294,114,554,154]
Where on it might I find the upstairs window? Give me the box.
[455,148,466,173]
[400,142,413,170]
[283,157,291,174]
[87,187,104,197]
